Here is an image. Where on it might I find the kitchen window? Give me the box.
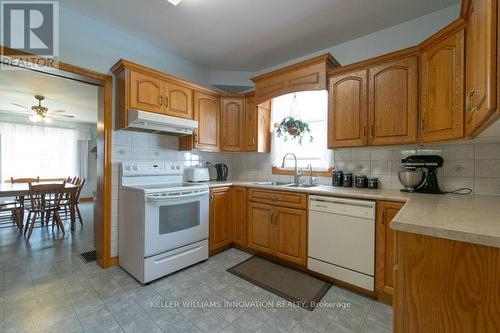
[0,122,90,181]
[271,90,332,173]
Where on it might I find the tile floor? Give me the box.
[0,203,392,333]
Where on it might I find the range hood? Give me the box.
[127,109,197,136]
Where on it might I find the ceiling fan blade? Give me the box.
[11,103,29,109]
[52,114,75,119]
[47,110,66,113]
[1,109,32,114]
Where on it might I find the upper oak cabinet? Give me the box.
[464,0,498,137]
[328,69,368,148]
[111,60,198,129]
[129,70,164,114]
[420,27,465,143]
[368,56,418,146]
[221,97,245,152]
[164,82,193,119]
[244,92,271,153]
[191,91,220,152]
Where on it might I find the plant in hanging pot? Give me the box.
[275,116,313,144]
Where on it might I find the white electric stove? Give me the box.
[118,162,209,284]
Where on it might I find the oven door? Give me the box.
[144,189,209,257]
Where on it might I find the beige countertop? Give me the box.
[205,180,500,249]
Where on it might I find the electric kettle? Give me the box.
[206,162,228,181]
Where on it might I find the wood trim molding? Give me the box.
[110,59,222,96]
[80,197,94,202]
[1,46,114,269]
[271,166,333,177]
[251,53,340,82]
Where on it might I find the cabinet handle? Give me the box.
[252,137,256,145]
[164,96,169,108]
[363,126,367,138]
[209,194,213,205]
[193,133,198,143]
[393,264,399,272]
[271,196,279,201]
[465,89,477,113]
[269,211,273,224]
[159,96,163,106]
[381,210,385,225]
[421,118,425,132]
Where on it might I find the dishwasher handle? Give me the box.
[309,195,375,219]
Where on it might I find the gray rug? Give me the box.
[227,256,331,310]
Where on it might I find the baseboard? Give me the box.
[108,256,119,267]
[80,197,94,202]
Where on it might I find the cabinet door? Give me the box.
[256,101,272,153]
[421,29,465,143]
[375,201,403,302]
[465,0,497,137]
[209,188,231,253]
[247,202,274,254]
[164,81,193,119]
[368,57,418,146]
[231,187,247,247]
[194,91,220,151]
[221,98,244,152]
[129,70,164,113]
[245,95,258,151]
[328,69,368,148]
[274,207,307,266]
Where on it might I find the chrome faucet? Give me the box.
[307,164,314,185]
[281,153,302,184]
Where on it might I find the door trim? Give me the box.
[1,47,114,268]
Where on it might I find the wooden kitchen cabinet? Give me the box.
[180,91,220,152]
[393,231,500,332]
[209,187,231,254]
[164,81,193,119]
[464,0,498,137]
[328,69,368,148]
[247,190,307,267]
[274,207,307,266]
[230,187,247,247]
[368,56,418,146]
[420,27,465,143]
[129,70,164,114]
[221,97,245,152]
[244,92,271,152]
[247,202,274,255]
[375,201,403,304]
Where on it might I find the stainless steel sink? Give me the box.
[285,183,320,188]
[252,181,294,186]
[252,181,319,188]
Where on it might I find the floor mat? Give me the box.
[227,256,331,310]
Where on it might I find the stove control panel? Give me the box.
[122,162,183,175]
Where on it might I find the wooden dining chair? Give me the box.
[73,178,86,226]
[25,182,66,240]
[10,177,40,184]
[60,178,86,226]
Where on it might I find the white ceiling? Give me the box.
[0,68,98,124]
[59,0,459,71]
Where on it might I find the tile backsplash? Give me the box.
[333,143,500,195]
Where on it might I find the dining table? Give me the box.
[0,181,79,231]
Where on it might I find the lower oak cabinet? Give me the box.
[375,201,403,304]
[209,187,231,254]
[247,190,307,267]
[230,187,247,247]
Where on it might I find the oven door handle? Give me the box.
[145,190,208,202]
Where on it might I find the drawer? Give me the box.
[248,189,307,209]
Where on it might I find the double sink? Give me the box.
[252,181,319,188]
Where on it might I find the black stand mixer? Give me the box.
[399,155,444,194]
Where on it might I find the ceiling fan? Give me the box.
[10,95,75,123]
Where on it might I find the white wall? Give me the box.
[252,4,461,77]
[58,7,210,86]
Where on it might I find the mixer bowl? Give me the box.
[398,168,424,191]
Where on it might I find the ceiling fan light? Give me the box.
[29,114,42,122]
[167,0,182,5]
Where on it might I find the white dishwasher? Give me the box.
[308,195,375,291]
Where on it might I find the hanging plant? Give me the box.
[275,116,313,145]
